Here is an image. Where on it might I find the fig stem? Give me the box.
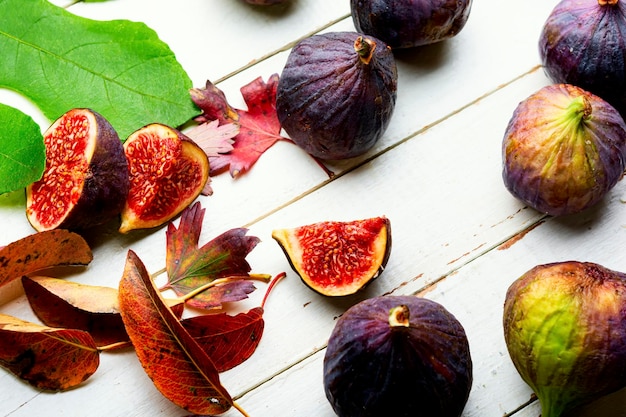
[389,305,410,328]
[354,36,377,65]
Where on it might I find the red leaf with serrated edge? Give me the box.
[118,250,242,416]
[189,74,288,178]
[0,313,99,391]
[0,229,92,287]
[182,272,285,372]
[183,308,264,372]
[163,201,265,310]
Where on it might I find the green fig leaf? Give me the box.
[0,0,199,141]
[0,103,45,194]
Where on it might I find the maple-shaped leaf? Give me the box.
[22,276,129,348]
[185,119,239,196]
[0,229,92,287]
[0,313,99,391]
[163,201,267,310]
[181,272,285,372]
[118,250,247,416]
[189,74,287,177]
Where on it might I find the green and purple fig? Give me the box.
[539,0,626,116]
[324,295,472,417]
[502,83,626,216]
[503,261,626,417]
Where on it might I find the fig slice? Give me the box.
[271,216,391,296]
[119,123,209,233]
[26,108,129,232]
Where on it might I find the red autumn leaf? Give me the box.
[163,201,269,310]
[22,275,129,348]
[182,272,285,372]
[0,313,99,391]
[183,308,264,373]
[118,249,246,416]
[0,229,92,287]
[189,74,288,177]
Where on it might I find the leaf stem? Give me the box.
[261,272,287,309]
[232,400,250,417]
[98,341,132,351]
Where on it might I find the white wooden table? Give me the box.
[1,1,626,416]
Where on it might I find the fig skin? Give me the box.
[271,216,391,297]
[502,83,626,216]
[539,0,626,117]
[26,108,129,232]
[503,261,626,417]
[276,32,398,160]
[119,123,209,233]
[351,0,473,49]
[324,295,472,417]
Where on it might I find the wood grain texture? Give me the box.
[1,0,625,416]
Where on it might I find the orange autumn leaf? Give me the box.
[22,276,186,349]
[0,313,99,391]
[118,250,246,416]
[0,229,92,287]
[22,276,129,348]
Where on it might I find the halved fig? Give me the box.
[272,216,391,296]
[119,123,209,233]
[26,108,129,232]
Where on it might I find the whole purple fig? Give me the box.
[503,261,626,417]
[323,295,472,417]
[276,32,397,160]
[539,0,626,116]
[502,83,626,216]
[350,0,473,48]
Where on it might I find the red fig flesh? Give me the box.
[26,108,129,232]
[119,123,209,233]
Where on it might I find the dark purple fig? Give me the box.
[276,32,397,160]
[539,0,626,116]
[350,0,473,49]
[502,83,626,216]
[244,0,287,4]
[324,295,472,417]
[503,261,626,417]
[26,108,129,232]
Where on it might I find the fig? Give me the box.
[119,123,209,233]
[271,216,391,296]
[276,32,397,160]
[26,108,129,232]
[539,0,626,116]
[244,0,286,4]
[502,83,626,216]
[350,0,473,49]
[323,295,473,417]
[503,261,626,417]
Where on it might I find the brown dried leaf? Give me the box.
[0,313,99,391]
[118,250,241,416]
[0,229,92,287]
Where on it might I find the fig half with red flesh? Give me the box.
[272,216,391,296]
[119,123,209,233]
[26,108,129,232]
